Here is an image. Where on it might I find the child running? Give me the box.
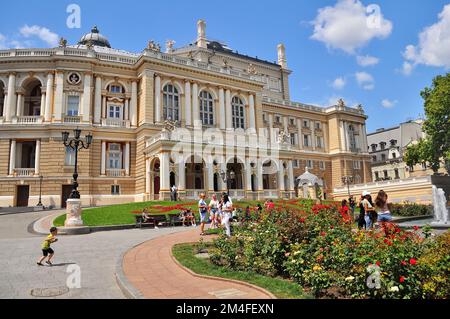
[37,227,58,266]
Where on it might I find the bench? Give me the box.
[169,214,185,227]
[135,214,168,228]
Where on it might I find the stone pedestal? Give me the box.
[65,198,83,227]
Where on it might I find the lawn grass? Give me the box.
[172,243,311,299]
[53,200,199,227]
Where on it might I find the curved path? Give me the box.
[122,228,274,299]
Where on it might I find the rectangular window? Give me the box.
[289,118,295,126]
[67,96,79,116]
[316,136,323,148]
[353,161,361,169]
[319,161,325,170]
[290,133,296,145]
[383,170,388,178]
[64,146,75,166]
[372,155,377,162]
[275,115,281,123]
[293,160,299,168]
[394,169,400,179]
[111,185,120,195]
[108,105,122,119]
[303,120,309,128]
[381,154,386,161]
[375,172,379,180]
[315,122,321,130]
[303,135,310,147]
[262,113,267,122]
[108,143,122,169]
[306,160,313,169]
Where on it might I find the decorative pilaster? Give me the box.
[192,82,199,124]
[101,141,106,176]
[35,139,41,175]
[219,88,225,130]
[159,152,170,198]
[94,75,102,124]
[16,93,23,117]
[184,81,191,126]
[9,139,16,176]
[225,89,232,129]
[154,76,161,123]
[130,80,138,126]
[145,158,151,194]
[248,94,256,131]
[5,73,16,122]
[53,71,64,122]
[124,142,130,176]
[44,72,54,122]
[82,73,92,123]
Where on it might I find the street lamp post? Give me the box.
[219,169,235,196]
[36,175,43,207]
[341,175,354,197]
[61,129,92,227]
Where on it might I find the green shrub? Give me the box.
[390,202,433,217]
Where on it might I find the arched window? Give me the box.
[162,84,179,121]
[199,91,214,126]
[231,96,245,129]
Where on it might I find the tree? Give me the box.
[405,73,450,174]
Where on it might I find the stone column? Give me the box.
[5,73,16,122]
[245,158,252,191]
[184,81,191,126]
[94,75,102,124]
[40,93,45,117]
[16,93,23,117]
[278,161,285,191]
[192,82,199,124]
[288,160,295,191]
[312,122,316,151]
[102,96,106,119]
[124,142,130,176]
[53,72,64,122]
[225,89,232,129]
[145,158,151,194]
[101,141,106,176]
[178,158,186,191]
[257,159,264,198]
[268,114,274,143]
[82,73,92,123]
[124,99,129,121]
[283,116,288,133]
[154,75,161,123]
[297,118,303,149]
[2,95,7,116]
[219,88,225,130]
[248,94,256,131]
[160,152,170,197]
[130,81,137,126]
[323,123,328,151]
[44,73,54,122]
[207,162,214,192]
[9,139,16,175]
[35,139,41,175]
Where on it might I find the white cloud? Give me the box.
[311,0,393,54]
[355,71,375,90]
[19,25,59,47]
[331,77,346,90]
[402,4,450,72]
[0,34,6,49]
[381,99,398,108]
[401,61,413,76]
[356,55,379,66]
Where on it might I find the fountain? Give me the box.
[432,185,449,225]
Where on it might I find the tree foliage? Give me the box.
[405,73,450,173]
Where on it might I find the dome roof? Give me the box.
[296,167,323,186]
[78,26,111,48]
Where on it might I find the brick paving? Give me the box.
[122,227,274,299]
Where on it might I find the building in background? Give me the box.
[0,21,371,208]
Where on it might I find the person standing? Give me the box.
[208,194,219,229]
[198,193,208,236]
[357,195,366,229]
[375,190,393,233]
[171,185,178,201]
[348,195,356,219]
[222,193,233,237]
[361,191,375,229]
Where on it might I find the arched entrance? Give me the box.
[23,79,43,116]
[226,157,244,190]
[262,160,278,198]
[213,173,219,192]
[185,155,205,196]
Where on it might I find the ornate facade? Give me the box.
[0,21,371,208]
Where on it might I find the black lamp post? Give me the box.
[219,169,235,195]
[62,129,93,199]
[36,175,43,206]
[341,175,354,197]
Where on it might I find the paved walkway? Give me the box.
[122,228,274,299]
[0,210,189,299]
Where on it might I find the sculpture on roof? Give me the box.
[147,40,161,52]
[277,130,289,144]
[58,37,67,48]
[165,40,175,53]
[222,59,229,68]
[337,98,346,108]
[86,39,93,49]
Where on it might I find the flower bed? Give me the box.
[210,203,449,299]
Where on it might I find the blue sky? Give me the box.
[1,0,449,132]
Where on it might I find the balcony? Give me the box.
[12,116,43,125]
[63,115,81,124]
[106,169,126,177]
[13,168,36,176]
[102,118,130,128]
